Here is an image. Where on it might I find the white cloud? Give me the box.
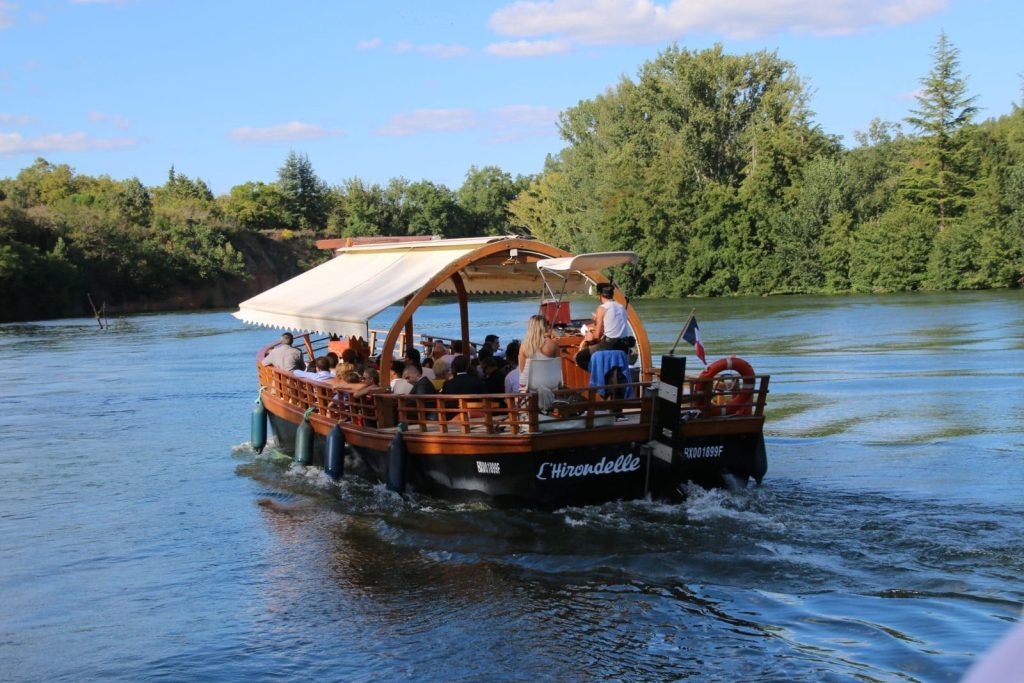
[68,0,126,4]
[88,110,131,129]
[489,0,947,44]
[0,112,35,126]
[229,121,343,144]
[896,87,925,101]
[0,2,16,30]
[486,39,572,58]
[375,105,560,142]
[491,105,560,142]
[357,37,382,50]
[376,109,480,137]
[0,131,138,155]
[394,41,473,59]
[494,104,560,128]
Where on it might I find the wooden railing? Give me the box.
[376,383,654,435]
[258,359,653,435]
[676,374,771,418]
[256,339,770,435]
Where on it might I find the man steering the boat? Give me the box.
[575,283,634,372]
[592,283,631,351]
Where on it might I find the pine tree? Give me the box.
[904,31,979,228]
[277,151,329,231]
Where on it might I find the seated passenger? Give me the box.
[574,322,598,372]
[261,332,303,371]
[352,368,384,399]
[420,355,436,380]
[294,356,334,381]
[340,347,365,373]
[389,360,414,395]
[403,362,437,395]
[431,359,450,392]
[403,346,420,365]
[480,355,506,394]
[518,315,559,370]
[518,315,560,391]
[442,340,465,366]
[503,340,521,394]
[430,340,448,362]
[442,355,486,395]
[333,369,363,396]
[333,362,356,383]
[484,334,503,358]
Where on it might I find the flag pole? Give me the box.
[668,308,696,356]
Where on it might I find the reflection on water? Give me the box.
[1,292,1023,681]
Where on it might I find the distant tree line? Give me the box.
[509,33,1024,296]
[0,154,529,321]
[1,32,1021,322]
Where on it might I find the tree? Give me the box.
[904,31,979,228]
[457,165,529,235]
[114,177,152,226]
[530,44,830,295]
[849,205,935,292]
[277,151,329,231]
[404,180,466,237]
[334,178,388,237]
[221,181,289,232]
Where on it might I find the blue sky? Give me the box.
[1,0,1021,194]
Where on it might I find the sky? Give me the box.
[1,0,1022,195]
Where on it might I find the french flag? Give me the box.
[681,316,706,365]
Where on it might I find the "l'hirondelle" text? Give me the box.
[536,454,641,481]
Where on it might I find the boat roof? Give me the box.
[234,236,610,337]
[536,251,637,274]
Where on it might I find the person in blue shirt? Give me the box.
[294,356,334,382]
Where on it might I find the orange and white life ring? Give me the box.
[693,356,756,416]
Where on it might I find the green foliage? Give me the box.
[850,205,936,292]
[277,151,330,230]
[0,161,252,321]
[403,180,466,237]
[512,36,1020,298]
[331,178,388,237]
[457,165,531,235]
[221,181,289,232]
[115,177,153,226]
[903,31,979,227]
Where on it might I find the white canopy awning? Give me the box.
[233,236,577,337]
[536,251,637,276]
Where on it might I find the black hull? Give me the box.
[268,413,766,507]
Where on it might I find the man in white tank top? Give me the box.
[575,283,633,371]
[593,283,629,345]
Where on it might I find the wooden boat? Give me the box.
[235,236,768,507]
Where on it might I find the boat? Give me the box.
[235,236,769,507]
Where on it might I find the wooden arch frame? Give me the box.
[378,238,652,385]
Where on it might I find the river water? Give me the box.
[1,291,1022,681]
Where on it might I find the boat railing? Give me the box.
[258,361,652,435]
[259,360,769,433]
[377,383,654,435]
[678,374,770,418]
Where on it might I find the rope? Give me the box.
[302,407,316,421]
